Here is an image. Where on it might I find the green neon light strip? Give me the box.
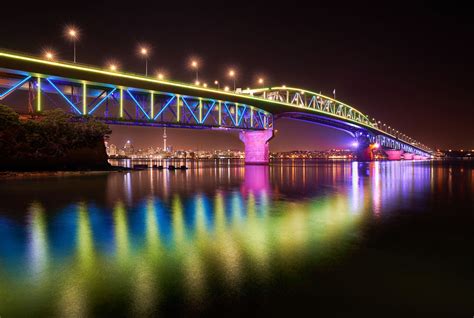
[176,94,180,122]
[199,98,202,124]
[37,77,41,112]
[119,88,123,118]
[82,82,87,115]
[150,92,154,119]
[250,107,253,127]
[218,101,222,125]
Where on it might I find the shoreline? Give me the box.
[0,167,130,179]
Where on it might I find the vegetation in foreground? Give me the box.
[0,105,111,171]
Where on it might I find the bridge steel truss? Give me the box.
[0,72,272,131]
[244,87,432,156]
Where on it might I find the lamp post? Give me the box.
[139,47,149,76]
[214,80,220,89]
[66,27,79,63]
[228,69,236,91]
[191,60,199,82]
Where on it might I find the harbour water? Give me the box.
[0,160,472,317]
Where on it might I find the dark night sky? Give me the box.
[1,2,473,151]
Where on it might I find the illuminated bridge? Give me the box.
[0,50,432,164]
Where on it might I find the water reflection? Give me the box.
[0,161,471,316]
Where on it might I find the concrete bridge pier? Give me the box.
[385,149,404,160]
[240,129,274,165]
[355,134,375,161]
[403,153,414,160]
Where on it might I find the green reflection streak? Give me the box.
[114,201,130,266]
[57,202,97,318]
[29,202,48,279]
[76,202,95,271]
[133,198,162,315]
[194,195,208,244]
[184,195,209,303]
[145,198,161,257]
[172,195,185,248]
[243,192,269,277]
[213,192,242,289]
[214,191,226,235]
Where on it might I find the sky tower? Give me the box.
[163,127,167,151]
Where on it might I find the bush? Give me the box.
[0,105,112,170]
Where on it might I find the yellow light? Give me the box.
[191,60,198,68]
[109,64,117,71]
[258,78,264,84]
[140,47,148,56]
[195,80,200,86]
[44,51,54,60]
[157,73,164,80]
[67,28,78,39]
[203,83,208,88]
[214,80,218,85]
[228,69,235,77]
[224,86,230,91]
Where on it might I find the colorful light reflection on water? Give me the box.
[0,161,472,316]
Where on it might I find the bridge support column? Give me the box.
[385,150,404,160]
[355,134,376,161]
[403,153,414,160]
[240,129,274,165]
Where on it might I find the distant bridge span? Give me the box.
[0,51,432,163]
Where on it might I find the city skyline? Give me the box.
[1,3,473,149]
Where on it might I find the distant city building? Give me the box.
[107,144,117,156]
[123,140,134,156]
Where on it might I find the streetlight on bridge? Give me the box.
[138,46,150,76]
[190,60,199,82]
[65,26,79,63]
[214,80,220,89]
[43,50,55,61]
[258,77,265,86]
[228,69,236,91]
